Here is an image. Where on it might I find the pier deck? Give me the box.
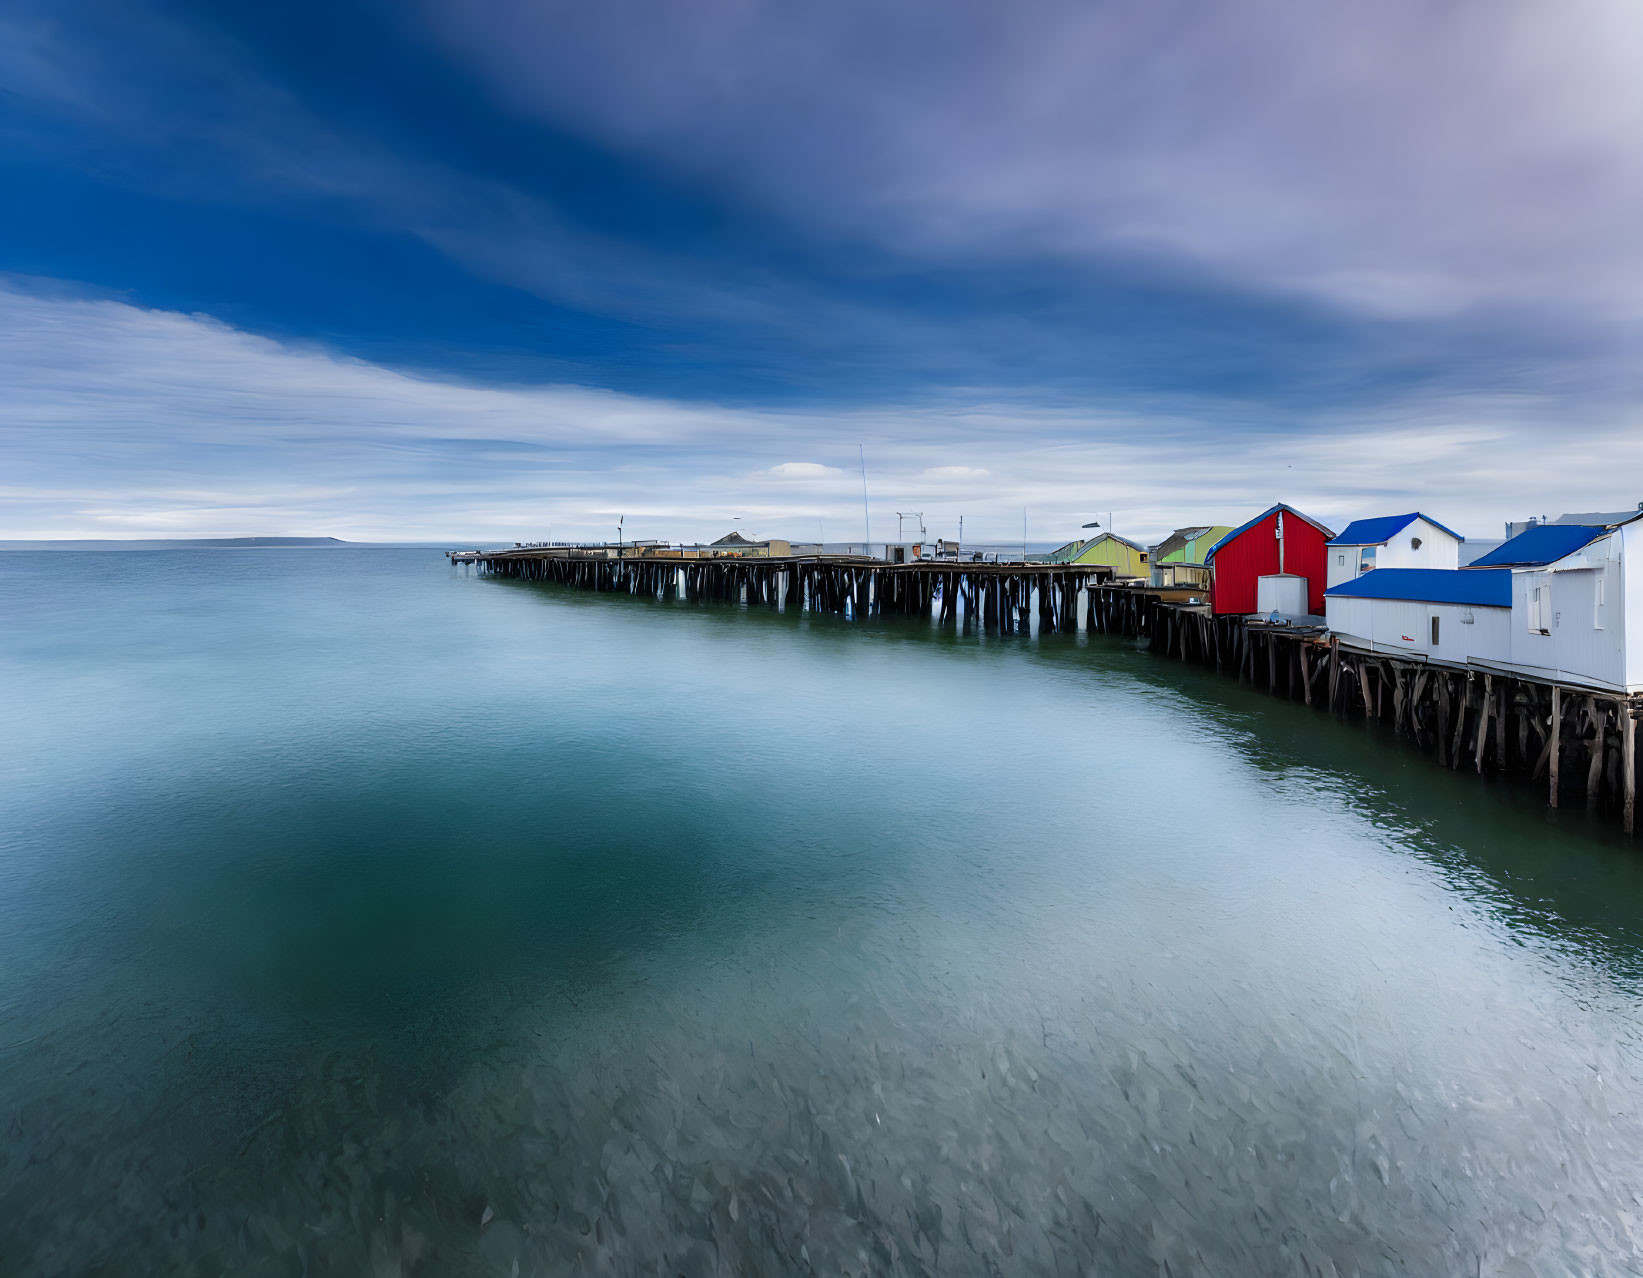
[452,548,1122,634]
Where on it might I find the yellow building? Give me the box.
[1062,532,1149,579]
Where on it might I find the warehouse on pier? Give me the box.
[1204,504,1335,619]
[1325,513,1463,589]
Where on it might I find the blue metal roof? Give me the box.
[1203,504,1336,564]
[1325,568,1511,607]
[1328,512,1463,546]
[1465,524,1606,568]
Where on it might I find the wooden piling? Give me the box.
[1550,685,1562,809]
[1625,703,1637,836]
[1585,697,1604,812]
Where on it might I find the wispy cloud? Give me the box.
[410,0,1643,358]
[3,2,1640,540]
[8,0,1640,410]
[428,0,1643,323]
[767,462,846,480]
[5,283,1641,543]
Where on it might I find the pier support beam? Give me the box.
[1585,697,1604,812]
[1550,685,1562,808]
[1625,704,1637,836]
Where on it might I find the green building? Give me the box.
[1148,525,1233,587]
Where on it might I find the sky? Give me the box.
[4,0,1643,544]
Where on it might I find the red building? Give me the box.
[1203,504,1336,616]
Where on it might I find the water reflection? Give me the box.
[2,550,1642,1275]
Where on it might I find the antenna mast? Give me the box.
[858,445,871,551]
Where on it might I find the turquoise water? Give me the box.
[4,547,1643,1276]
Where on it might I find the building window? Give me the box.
[1411,536,1422,550]
[1360,546,1377,573]
[1430,615,1440,645]
[1595,575,1606,629]
[1528,584,1550,634]
[1337,553,1345,566]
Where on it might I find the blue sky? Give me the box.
[4,0,1643,542]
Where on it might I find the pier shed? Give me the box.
[1476,517,1643,695]
[1054,532,1150,579]
[1326,513,1463,589]
[1325,568,1511,665]
[1204,505,1335,617]
[1149,525,1232,589]
[701,532,793,558]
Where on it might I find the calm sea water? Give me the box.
[4,548,1643,1276]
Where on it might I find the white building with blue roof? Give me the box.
[1471,518,1643,695]
[1326,516,1643,694]
[1325,512,1464,590]
[1325,568,1512,666]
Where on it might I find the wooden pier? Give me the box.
[452,548,1116,634]
[452,547,1641,834]
[1130,598,1642,836]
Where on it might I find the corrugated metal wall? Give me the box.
[1327,597,1511,665]
[1626,524,1643,693]
[1211,511,1330,615]
[1510,554,1629,692]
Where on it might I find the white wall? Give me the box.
[1325,548,1359,590]
[1327,596,1511,666]
[1257,573,1309,617]
[1627,522,1643,693]
[1383,518,1462,571]
[1503,534,1632,692]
